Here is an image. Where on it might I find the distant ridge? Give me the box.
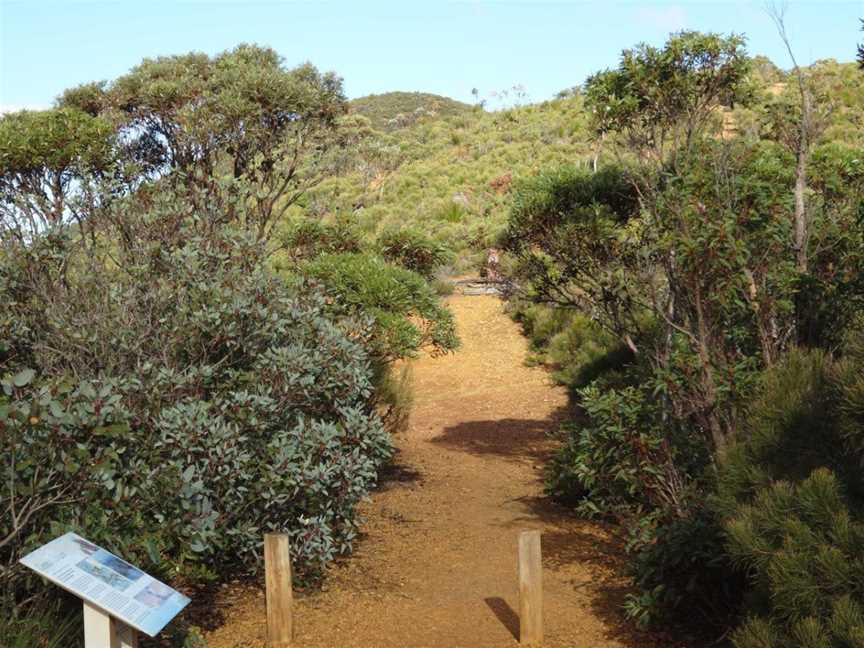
[349,91,472,130]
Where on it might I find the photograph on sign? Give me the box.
[19,532,190,637]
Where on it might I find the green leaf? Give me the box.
[13,368,35,387]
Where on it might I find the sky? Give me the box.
[1,0,862,113]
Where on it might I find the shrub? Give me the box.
[279,219,363,262]
[545,383,705,517]
[0,600,83,648]
[726,469,864,648]
[374,365,414,434]
[513,303,634,391]
[1,228,392,615]
[626,503,743,634]
[304,252,459,362]
[712,349,864,647]
[377,228,453,279]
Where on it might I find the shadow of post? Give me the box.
[484,596,520,641]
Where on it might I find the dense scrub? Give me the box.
[348,91,472,130]
[504,31,864,646]
[4,23,864,648]
[0,44,457,645]
[297,93,593,270]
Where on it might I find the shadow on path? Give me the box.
[484,597,520,641]
[432,407,571,464]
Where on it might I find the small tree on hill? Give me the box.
[58,44,348,243]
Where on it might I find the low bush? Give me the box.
[627,349,864,643]
[377,227,453,279]
[715,349,864,647]
[1,225,392,616]
[304,252,459,362]
[279,219,364,262]
[510,303,633,391]
[545,382,707,519]
[374,364,414,434]
[0,600,83,648]
[626,503,743,634]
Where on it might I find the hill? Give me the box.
[349,91,472,130]
[301,59,864,276]
[301,95,592,273]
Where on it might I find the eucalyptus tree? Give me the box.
[58,44,348,245]
[0,107,115,242]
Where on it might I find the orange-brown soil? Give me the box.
[197,294,677,647]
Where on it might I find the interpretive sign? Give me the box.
[19,532,190,638]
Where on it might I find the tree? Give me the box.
[0,108,114,241]
[576,32,755,455]
[585,31,751,171]
[767,5,835,347]
[59,44,348,243]
[505,141,799,456]
[858,19,864,69]
[768,5,816,275]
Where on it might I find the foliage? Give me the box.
[376,227,453,279]
[374,365,415,434]
[298,93,593,267]
[714,349,864,647]
[304,252,459,362]
[349,91,472,130]
[1,189,392,622]
[505,164,642,341]
[546,375,710,517]
[626,504,742,633]
[56,44,348,242]
[504,31,864,645]
[279,218,364,262]
[1,50,469,633]
[0,600,83,648]
[511,302,631,391]
[585,31,752,165]
[0,107,114,235]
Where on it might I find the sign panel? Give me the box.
[20,532,190,637]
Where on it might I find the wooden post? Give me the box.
[83,601,138,648]
[264,533,293,647]
[518,530,543,645]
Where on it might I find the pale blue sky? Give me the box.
[1,1,862,112]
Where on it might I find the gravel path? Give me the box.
[199,294,675,647]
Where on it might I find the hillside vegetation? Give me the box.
[4,25,864,648]
[349,91,472,130]
[296,95,592,273]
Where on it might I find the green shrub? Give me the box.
[377,227,453,279]
[374,365,414,434]
[711,349,864,647]
[304,252,459,361]
[431,278,455,296]
[626,504,743,634]
[0,600,83,648]
[726,469,864,648]
[1,228,392,615]
[545,384,679,515]
[280,219,363,261]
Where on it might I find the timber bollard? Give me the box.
[264,533,293,647]
[518,530,543,645]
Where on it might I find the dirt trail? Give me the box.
[202,295,672,647]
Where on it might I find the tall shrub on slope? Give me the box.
[0,186,392,616]
[304,252,459,363]
[55,45,348,243]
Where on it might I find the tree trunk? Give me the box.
[794,96,809,274]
